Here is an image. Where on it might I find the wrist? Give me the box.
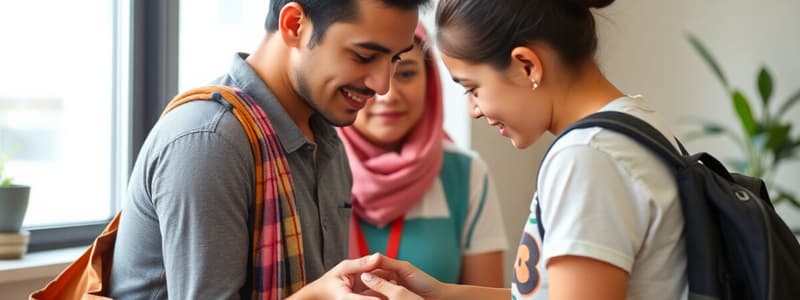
[437,282,460,300]
[285,283,316,300]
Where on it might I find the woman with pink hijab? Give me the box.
[337,24,508,287]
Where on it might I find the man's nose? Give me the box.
[364,60,394,95]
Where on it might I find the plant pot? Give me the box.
[0,185,30,232]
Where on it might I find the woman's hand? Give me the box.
[360,254,511,300]
[360,272,424,300]
[288,254,385,300]
[364,255,445,299]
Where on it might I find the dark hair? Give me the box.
[436,0,614,69]
[266,0,431,47]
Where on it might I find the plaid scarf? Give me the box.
[164,85,305,299]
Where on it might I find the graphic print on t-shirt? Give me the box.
[512,215,542,298]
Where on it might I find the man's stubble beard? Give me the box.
[293,66,355,127]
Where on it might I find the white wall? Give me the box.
[420,6,471,148]
[595,0,800,226]
[465,0,800,284]
[471,120,554,285]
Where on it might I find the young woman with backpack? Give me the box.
[357,0,690,299]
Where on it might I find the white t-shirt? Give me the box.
[511,96,688,300]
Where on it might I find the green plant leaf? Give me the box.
[757,67,773,108]
[765,123,791,152]
[775,139,800,163]
[681,117,747,153]
[732,90,758,137]
[776,88,800,120]
[774,191,800,209]
[0,147,22,186]
[700,122,725,134]
[687,34,729,90]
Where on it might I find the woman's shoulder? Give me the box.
[441,139,490,170]
[543,98,677,187]
[442,139,479,157]
[549,95,675,162]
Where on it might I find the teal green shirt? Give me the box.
[360,142,508,283]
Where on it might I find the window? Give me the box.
[0,3,470,252]
[0,0,130,250]
[179,0,268,91]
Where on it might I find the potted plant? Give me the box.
[685,34,800,234]
[0,152,31,259]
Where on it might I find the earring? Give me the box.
[531,80,539,91]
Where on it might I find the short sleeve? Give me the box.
[151,130,253,299]
[537,144,649,273]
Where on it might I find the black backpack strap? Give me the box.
[537,111,687,189]
[675,139,690,156]
[535,111,688,239]
[559,111,685,169]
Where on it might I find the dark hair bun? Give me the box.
[561,0,615,11]
[586,0,615,9]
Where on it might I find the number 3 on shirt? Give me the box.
[513,232,541,296]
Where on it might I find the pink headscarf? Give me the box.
[338,24,444,231]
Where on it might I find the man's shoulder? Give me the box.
[146,99,250,156]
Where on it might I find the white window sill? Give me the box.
[0,246,86,284]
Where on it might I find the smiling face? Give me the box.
[352,43,427,150]
[290,0,419,126]
[439,52,552,149]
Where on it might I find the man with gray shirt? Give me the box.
[108,0,427,298]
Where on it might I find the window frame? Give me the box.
[25,0,180,252]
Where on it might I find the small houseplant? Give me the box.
[685,34,800,212]
[0,152,31,233]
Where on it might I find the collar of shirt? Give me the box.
[221,53,341,156]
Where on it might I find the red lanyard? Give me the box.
[355,216,405,259]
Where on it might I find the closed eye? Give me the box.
[463,88,477,97]
[354,53,376,63]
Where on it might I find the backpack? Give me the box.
[536,111,800,300]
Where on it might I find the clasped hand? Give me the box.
[288,253,443,300]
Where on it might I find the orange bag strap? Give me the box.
[29,212,120,299]
[30,85,272,300]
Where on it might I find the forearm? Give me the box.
[460,251,505,287]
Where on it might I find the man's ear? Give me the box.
[278,3,307,48]
[510,46,543,85]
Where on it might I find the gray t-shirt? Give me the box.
[108,53,353,299]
